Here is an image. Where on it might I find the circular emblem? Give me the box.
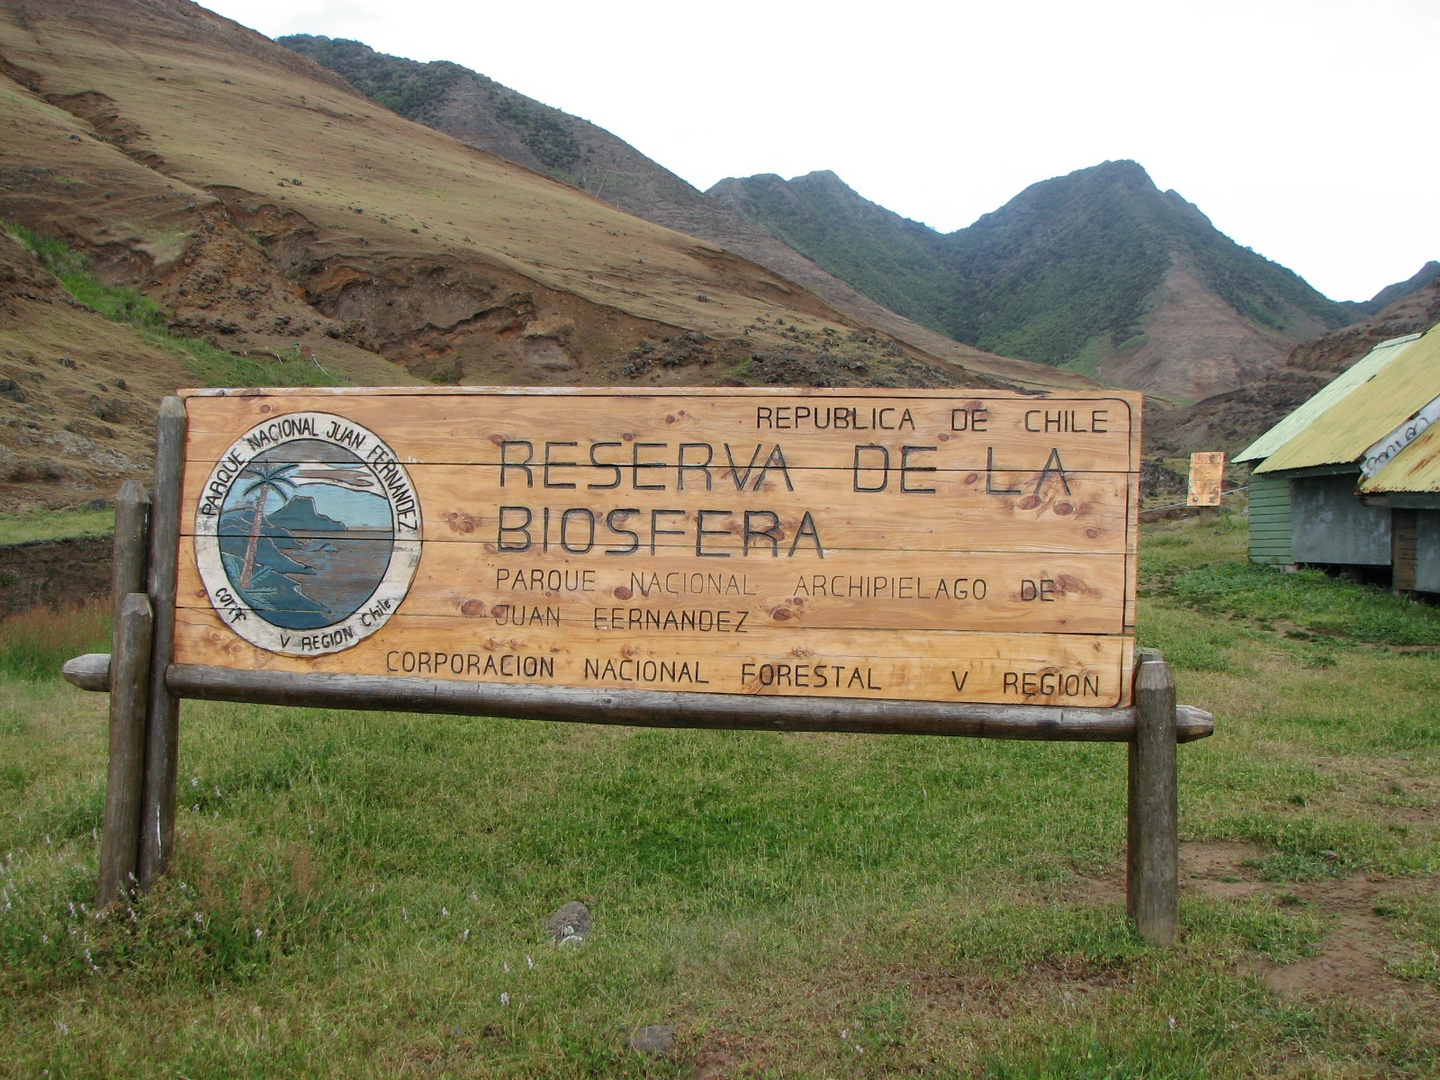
[194,412,421,656]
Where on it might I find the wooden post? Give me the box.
[110,480,150,623]
[1127,649,1179,945]
[96,480,151,905]
[97,593,153,905]
[138,397,186,889]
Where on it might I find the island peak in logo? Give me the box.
[194,412,421,656]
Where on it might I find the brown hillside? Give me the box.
[0,229,186,510]
[1141,279,1440,459]
[1141,370,1330,458]
[1288,280,1440,372]
[0,0,1017,508]
[1092,261,1328,402]
[279,36,1087,392]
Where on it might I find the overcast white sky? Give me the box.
[209,0,1437,303]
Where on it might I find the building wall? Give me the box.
[1417,510,1440,593]
[1248,473,1293,565]
[1291,472,1391,566]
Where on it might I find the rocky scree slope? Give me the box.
[1288,272,1440,373]
[711,162,1361,401]
[278,34,1085,392]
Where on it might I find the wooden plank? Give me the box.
[177,476,1135,557]
[169,387,1140,713]
[177,460,1138,555]
[174,546,1129,634]
[180,389,1139,473]
[172,605,1134,707]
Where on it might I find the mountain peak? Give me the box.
[713,161,1356,398]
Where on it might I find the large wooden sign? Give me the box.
[69,388,1212,946]
[173,387,1140,707]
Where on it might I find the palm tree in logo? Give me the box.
[238,459,300,590]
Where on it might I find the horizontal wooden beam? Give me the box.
[64,653,111,692]
[64,654,1213,742]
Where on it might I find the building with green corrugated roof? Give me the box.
[1235,325,1440,590]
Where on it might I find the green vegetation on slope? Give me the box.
[0,507,114,545]
[1,516,1438,1073]
[4,222,341,389]
[281,35,583,174]
[708,172,974,341]
[712,162,1358,367]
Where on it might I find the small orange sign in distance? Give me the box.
[1187,451,1226,506]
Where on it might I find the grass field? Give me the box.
[1,514,1438,1077]
[0,507,114,546]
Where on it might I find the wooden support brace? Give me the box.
[97,593,152,906]
[138,397,186,890]
[1127,649,1179,946]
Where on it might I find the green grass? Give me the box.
[4,221,342,389]
[1142,511,1440,649]
[1,516,1437,1075]
[0,506,114,544]
[0,602,109,681]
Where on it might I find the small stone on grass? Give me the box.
[628,1024,674,1055]
[547,901,590,945]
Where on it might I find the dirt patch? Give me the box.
[1248,875,1439,1008]
[0,536,112,615]
[1175,842,1440,1010]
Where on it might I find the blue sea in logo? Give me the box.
[218,440,395,630]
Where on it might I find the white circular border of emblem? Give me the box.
[193,410,422,657]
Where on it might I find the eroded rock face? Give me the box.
[1288,282,1440,373]
[1142,370,1331,458]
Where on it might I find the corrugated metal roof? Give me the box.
[1255,325,1440,474]
[1235,333,1420,462]
[1360,420,1440,493]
